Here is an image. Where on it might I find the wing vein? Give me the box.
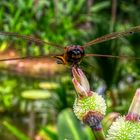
[0,31,64,49]
[83,25,140,47]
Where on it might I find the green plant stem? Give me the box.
[28,102,35,139]
[92,127,106,140]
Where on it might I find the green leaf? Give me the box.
[91,1,110,12]
[3,121,30,140]
[57,109,89,140]
[21,89,51,100]
[42,125,58,140]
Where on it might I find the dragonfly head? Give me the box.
[54,45,85,66]
[65,45,85,66]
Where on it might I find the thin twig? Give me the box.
[110,0,117,32]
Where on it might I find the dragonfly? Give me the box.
[0,25,140,68]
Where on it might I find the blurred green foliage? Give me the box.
[0,0,140,139]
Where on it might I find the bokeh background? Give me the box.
[0,0,140,139]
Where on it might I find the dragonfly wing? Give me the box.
[0,32,66,77]
[0,31,64,49]
[0,53,66,78]
[0,53,63,61]
[83,25,140,47]
[85,54,140,60]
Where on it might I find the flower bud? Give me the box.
[126,88,140,122]
[106,89,140,140]
[72,67,106,131]
[106,116,140,140]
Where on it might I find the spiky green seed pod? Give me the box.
[73,92,106,121]
[72,67,106,139]
[106,116,140,140]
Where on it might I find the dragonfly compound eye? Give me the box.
[65,45,85,66]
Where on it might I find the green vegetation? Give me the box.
[0,0,140,139]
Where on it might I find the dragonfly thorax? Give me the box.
[65,45,85,66]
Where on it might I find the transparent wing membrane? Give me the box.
[0,25,140,63]
[85,54,140,60]
[0,31,63,49]
[83,25,140,47]
[0,53,61,61]
[1,53,140,62]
